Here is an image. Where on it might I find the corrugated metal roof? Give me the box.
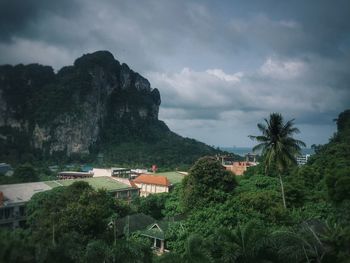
[133,174,170,186]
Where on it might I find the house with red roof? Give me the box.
[133,174,171,197]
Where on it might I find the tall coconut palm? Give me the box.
[249,113,306,208]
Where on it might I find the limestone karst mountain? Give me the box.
[0,51,220,165]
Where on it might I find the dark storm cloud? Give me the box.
[0,0,81,42]
[219,0,350,57]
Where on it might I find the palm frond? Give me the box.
[250,113,305,173]
[252,143,268,153]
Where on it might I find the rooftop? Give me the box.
[45,176,132,191]
[58,171,93,175]
[0,177,135,206]
[111,167,131,171]
[141,221,170,240]
[155,172,186,184]
[0,182,52,205]
[134,174,171,186]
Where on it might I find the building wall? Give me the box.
[297,154,310,165]
[224,162,257,176]
[0,203,26,229]
[114,188,140,201]
[134,183,169,197]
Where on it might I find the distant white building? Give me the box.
[93,167,149,179]
[296,154,311,166]
[92,168,112,177]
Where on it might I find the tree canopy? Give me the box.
[249,113,305,208]
[181,156,237,211]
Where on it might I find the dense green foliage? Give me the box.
[100,134,221,169]
[154,110,350,262]
[249,113,306,208]
[0,181,152,262]
[182,157,237,211]
[0,163,55,184]
[0,109,349,262]
[133,193,169,220]
[12,163,39,182]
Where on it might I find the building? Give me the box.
[110,179,140,201]
[92,168,112,177]
[245,153,257,163]
[296,154,311,166]
[47,176,139,202]
[224,161,257,176]
[116,213,174,254]
[133,174,171,197]
[141,222,170,254]
[0,177,139,229]
[92,167,149,179]
[216,153,258,175]
[111,168,132,179]
[0,182,51,228]
[57,171,94,179]
[217,155,235,165]
[131,169,149,177]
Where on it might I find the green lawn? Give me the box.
[45,177,130,191]
[155,171,186,184]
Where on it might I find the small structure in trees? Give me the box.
[141,222,169,254]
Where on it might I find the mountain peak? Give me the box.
[0,51,219,165]
[74,50,120,69]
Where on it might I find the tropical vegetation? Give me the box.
[249,113,306,208]
[0,109,349,262]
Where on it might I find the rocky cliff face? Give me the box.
[0,51,163,157]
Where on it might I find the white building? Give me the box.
[133,174,171,197]
[296,154,311,166]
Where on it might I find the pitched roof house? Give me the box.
[133,174,171,197]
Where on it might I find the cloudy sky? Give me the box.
[1,0,349,147]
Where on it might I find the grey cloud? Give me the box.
[1,0,349,73]
[0,0,81,42]
[148,55,350,128]
[0,0,349,146]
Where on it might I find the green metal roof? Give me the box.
[141,224,166,240]
[140,221,171,240]
[44,176,133,192]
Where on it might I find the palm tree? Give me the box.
[216,222,273,263]
[249,113,305,208]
